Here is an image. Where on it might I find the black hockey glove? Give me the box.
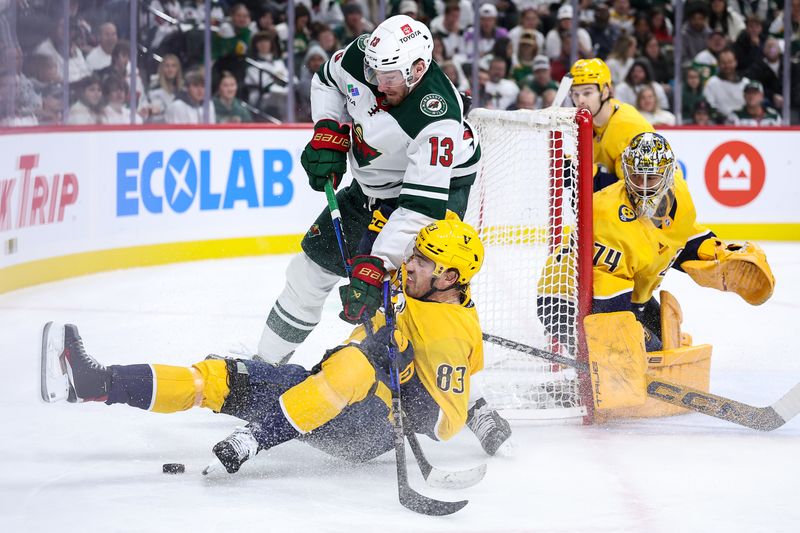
[339,255,386,324]
[359,325,415,380]
[301,119,351,191]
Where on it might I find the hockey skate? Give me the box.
[40,322,110,403]
[203,426,260,475]
[466,398,512,456]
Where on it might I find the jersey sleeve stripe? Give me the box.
[317,61,332,87]
[401,182,450,195]
[398,194,447,219]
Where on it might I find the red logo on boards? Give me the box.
[401,24,413,35]
[704,141,765,207]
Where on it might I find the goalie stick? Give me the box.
[482,333,800,432]
[551,72,573,108]
[325,181,468,514]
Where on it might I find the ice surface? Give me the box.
[1,244,799,532]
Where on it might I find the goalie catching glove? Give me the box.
[301,119,351,191]
[339,255,387,324]
[681,239,775,305]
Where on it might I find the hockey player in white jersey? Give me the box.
[255,15,510,455]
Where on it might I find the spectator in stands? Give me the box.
[636,84,676,126]
[588,3,620,60]
[508,85,536,110]
[334,3,371,47]
[313,25,340,57]
[605,33,637,84]
[681,2,712,61]
[214,3,254,59]
[295,44,328,122]
[682,67,706,122]
[649,7,673,45]
[743,36,784,109]
[615,58,669,110]
[85,22,118,72]
[642,34,672,93]
[68,75,104,125]
[709,0,746,42]
[303,0,344,27]
[182,0,225,26]
[691,99,715,125]
[539,87,557,107]
[285,4,313,62]
[148,54,183,124]
[397,0,420,19]
[254,5,277,33]
[767,0,800,56]
[214,70,252,123]
[101,75,141,125]
[692,30,729,82]
[733,15,765,70]
[704,48,750,120]
[510,32,539,86]
[464,3,508,61]
[23,54,61,93]
[730,0,773,20]
[432,35,448,63]
[526,55,558,98]
[33,19,92,84]
[440,59,469,91]
[479,36,513,72]
[431,2,467,60]
[508,7,545,58]
[550,28,575,81]
[483,55,519,110]
[631,13,652,49]
[495,0,519,31]
[609,0,635,34]
[245,30,290,112]
[97,41,145,104]
[37,83,64,125]
[544,4,592,61]
[730,80,781,125]
[165,69,215,124]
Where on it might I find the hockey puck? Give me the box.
[162,463,185,474]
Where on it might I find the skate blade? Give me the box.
[40,322,70,403]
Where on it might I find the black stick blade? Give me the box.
[399,485,468,516]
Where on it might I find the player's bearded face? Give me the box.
[403,247,437,299]
[375,69,411,105]
[626,172,670,217]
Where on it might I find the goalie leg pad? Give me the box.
[681,240,775,305]
[584,312,648,410]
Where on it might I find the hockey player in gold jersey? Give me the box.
[40,220,487,474]
[538,132,775,351]
[568,58,658,191]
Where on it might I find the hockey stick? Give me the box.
[551,72,573,108]
[482,332,800,432]
[384,280,468,515]
[404,424,487,490]
[324,182,469,511]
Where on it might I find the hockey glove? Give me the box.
[301,119,351,191]
[339,255,386,324]
[359,325,415,382]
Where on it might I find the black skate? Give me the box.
[203,426,260,475]
[40,322,110,403]
[467,398,512,456]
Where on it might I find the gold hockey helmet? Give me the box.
[415,219,484,284]
[570,58,612,91]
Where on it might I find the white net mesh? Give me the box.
[465,108,587,420]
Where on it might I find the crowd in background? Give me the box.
[1,0,799,127]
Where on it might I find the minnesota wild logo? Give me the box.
[356,34,369,51]
[352,123,381,167]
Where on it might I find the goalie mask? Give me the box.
[622,132,676,219]
[364,15,433,89]
[414,219,484,285]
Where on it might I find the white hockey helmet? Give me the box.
[364,15,433,88]
[621,132,676,218]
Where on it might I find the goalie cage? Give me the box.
[464,107,594,422]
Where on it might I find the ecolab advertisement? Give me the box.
[2,125,799,274]
[0,127,321,269]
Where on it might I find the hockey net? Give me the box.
[464,107,594,421]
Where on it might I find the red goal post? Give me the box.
[464,107,594,422]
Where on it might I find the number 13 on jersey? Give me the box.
[429,137,454,167]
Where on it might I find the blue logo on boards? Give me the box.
[116,149,294,216]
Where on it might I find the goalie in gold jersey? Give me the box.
[40,220,486,474]
[538,132,775,351]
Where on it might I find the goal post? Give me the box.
[465,107,594,422]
